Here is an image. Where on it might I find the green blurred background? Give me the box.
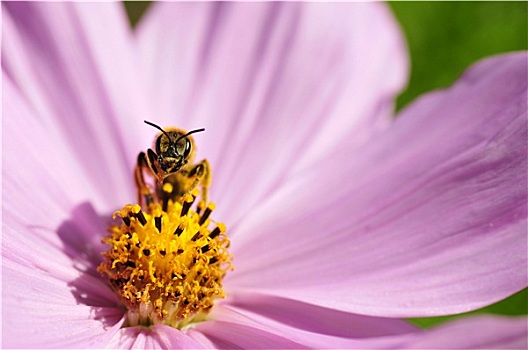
[390,1,527,110]
[123,2,527,328]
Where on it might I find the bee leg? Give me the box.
[187,159,212,205]
[134,152,154,207]
[146,148,165,186]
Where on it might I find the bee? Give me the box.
[135,120,211,208]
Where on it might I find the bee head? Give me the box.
[144,120,205,174]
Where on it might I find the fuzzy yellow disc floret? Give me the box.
[97,191,232,328]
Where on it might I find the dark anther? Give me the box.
[160,250,166,256]
[181,199,192,217]
[173,224,185,236]
[155,216,162,232]
[199,207,213,225]
[125,260,136,268]
[201,244,210,253]
[122,217,131,226]
[209,226,221,239]
[177,249,184,254]
[209,257,218,264]
[135,211,147,226]
[191,231,202,241]
[138,275,144,280]
[143,249,151,256]
[171,273,177,279]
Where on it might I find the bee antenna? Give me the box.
[144,120,171,140]
[175,128,206,144]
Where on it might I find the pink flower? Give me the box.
[2,2,526,349]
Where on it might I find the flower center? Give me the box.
[97,188,233,328]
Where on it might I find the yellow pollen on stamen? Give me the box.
[97,196,233,329]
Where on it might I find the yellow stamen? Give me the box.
[97,198,232,328]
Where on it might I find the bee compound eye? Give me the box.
[155,135,163,154]
[183,139,192,158]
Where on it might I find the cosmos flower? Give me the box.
[2,2,527,349]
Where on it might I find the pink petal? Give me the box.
[3,80,124,347]
[192,320,306,349]
[403,316,528,349]
[3,78,109,272]
[203,294,419,349]
[227,53,527,317]
[3,179,123,348]
[3,207,103,281]
[137,2,408,223]
[3,2,151,210]
[107,326,206,349]
[3,77,93,215]
[2,261,124,348]
[224,293,417,337]
[3,193,123,347]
